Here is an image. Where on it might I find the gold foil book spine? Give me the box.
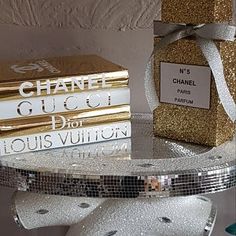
[0,55,128,83]
[0,72,129,101]
[0,54,129,100]
[0,105,131,138]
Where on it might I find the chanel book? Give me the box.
[0,55,129,100]
[0,121,131,156]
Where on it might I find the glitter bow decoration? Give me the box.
[145,21,236,122]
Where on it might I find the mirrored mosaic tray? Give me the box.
[12,192,216,236]
[0,113,235,198]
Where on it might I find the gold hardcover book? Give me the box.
[0,55,129,100]
[0,105,131,138]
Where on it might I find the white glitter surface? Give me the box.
[0,114,235,176]
[66,196,216,236]
[13,191,106,230]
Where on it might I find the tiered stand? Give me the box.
[1,114,235,235]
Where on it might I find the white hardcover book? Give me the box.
[39,138,132,160]
[0,121,131,156]
[2,138,131,164]
[0,88,130,120]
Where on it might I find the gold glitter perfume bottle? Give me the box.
[162,0,233,24]
[153,0,236,146]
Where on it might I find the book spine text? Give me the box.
[0,88,130,120]
[0,121,131,156]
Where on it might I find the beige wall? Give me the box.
[0,0,235,112]
[0,0,161,29]
[0,0,161,113]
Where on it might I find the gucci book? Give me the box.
[0,87,130,120]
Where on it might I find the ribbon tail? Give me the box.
[197,37,236,122]
[145,29,193,111]
[144,56,159,111]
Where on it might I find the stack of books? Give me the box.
[0,55,131,156]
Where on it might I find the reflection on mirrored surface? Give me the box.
[12,191,216,236]
[131,114,212,160]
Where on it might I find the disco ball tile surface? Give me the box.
[0,113,235,198]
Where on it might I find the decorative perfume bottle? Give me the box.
[152,0,236,146]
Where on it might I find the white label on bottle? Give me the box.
[160,62,211,109]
